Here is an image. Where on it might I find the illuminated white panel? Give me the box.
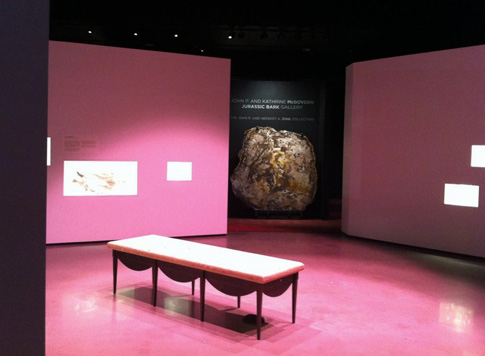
[444,183,479,207]
[167,162,192,181]
[471,145,485,167]
[64,161,138,196]
[47,137,51,166]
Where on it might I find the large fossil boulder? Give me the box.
[230,126,317,212]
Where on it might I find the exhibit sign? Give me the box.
[63,161,138,196]
[229,79,324,218]
[229,80,320,143]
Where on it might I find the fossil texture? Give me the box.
[230,126,317,211]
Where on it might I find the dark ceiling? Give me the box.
[50,1,485,78]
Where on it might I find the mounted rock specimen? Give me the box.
[230,126,317,212]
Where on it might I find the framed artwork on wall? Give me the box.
[63,161,138,196]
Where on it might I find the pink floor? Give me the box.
[46,231,485,355]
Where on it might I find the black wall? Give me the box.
[0,0,49,354]
[228,79,328,218]
[229,51,346,204]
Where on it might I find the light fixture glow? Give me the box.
[439,302,473,333]
[444,183,479,208]
[471,145,485,167]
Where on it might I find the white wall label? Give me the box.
[471,145,485,167]
[167,161,192,181]
[444,183,479,208]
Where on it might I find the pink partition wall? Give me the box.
[343,45,485,258]
[47,41,231,243]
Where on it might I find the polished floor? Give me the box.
[46,230,485,355]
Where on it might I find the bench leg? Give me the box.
[152,260,158,307]
[292,273,299,323]
[191,280,195,295]
[200,272,206,322]
[113,251,118,294]
[237,296,241,308]
[257,290,263,340]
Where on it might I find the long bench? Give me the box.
[107,234,304,339]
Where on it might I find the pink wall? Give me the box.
[343,45,485,258]
[47,41,231,243]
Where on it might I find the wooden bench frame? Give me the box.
[108,235,304,339]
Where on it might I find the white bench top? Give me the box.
[108,235,304,284]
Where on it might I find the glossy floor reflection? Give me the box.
[46,232,485,355]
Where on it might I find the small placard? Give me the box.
[471,145,485,167]
[64,135,98,152]
[444,183,479,208]
[167,162,192,181]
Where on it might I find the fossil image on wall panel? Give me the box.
[230,126,317,212]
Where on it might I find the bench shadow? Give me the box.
[118,286,270,336]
